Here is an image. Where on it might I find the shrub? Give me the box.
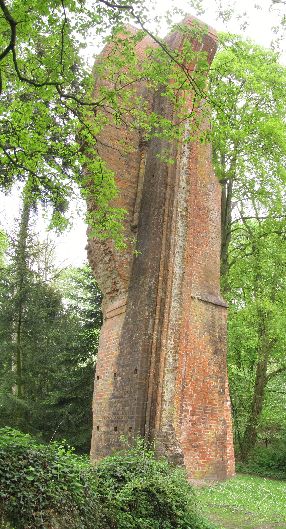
[0,428,101,529]
[0,429,214,529]
[95,439,213,529]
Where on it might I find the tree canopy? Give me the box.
[0,0,213,243]
[210,32,286,280]
[210,33,286,461]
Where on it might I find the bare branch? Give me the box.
[97,0,133,9]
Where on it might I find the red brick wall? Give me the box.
[87,16,235,480]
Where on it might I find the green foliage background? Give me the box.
[0,217,102,451]
[210,33,286,465]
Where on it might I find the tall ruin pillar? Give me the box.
[87,17,235,480]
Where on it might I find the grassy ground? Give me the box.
[196,474,286,529]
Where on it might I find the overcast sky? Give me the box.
[0,0,284,268]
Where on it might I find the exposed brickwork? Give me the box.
[87,16,235,480]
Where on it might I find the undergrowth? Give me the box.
[236,443,286,480]
[0,428,214,529]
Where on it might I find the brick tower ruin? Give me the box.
[87,16,235,480]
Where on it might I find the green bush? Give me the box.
[0,428,101,529]
[95,439,213,529]
[0,428,214,529]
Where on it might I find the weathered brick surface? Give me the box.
[87,16,235,480]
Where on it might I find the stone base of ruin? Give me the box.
[87,16,235,481]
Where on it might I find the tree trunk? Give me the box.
[239,230,270,462]
[221,176,233,285]
[12,190,31,399]
[219,148,237,294]
[239,339,269,461]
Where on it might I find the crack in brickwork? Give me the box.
[87,15,235,480]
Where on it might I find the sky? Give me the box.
[0,0,285,268]
[0,187,87,268]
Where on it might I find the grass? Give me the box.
[196,474,286,529]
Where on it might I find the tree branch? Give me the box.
[97,0,133,9]
[60,0,68,69]
[266,365,286,382]
[0,0,62,88]
[0,0,17,63]
[0,143,38,178]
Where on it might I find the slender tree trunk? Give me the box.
[219,147,238,294]
[240,339,269,461]
[238,230,271,461]
[12,191,31,399]
[221,177,233,283]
